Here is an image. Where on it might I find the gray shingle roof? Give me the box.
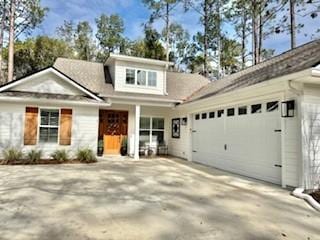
[186,39,320,103]
[53,58,209,101]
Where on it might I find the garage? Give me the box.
[192,100,282,185]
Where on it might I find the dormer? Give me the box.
[105,54,173,95]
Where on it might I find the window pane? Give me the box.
[39,127,49,142]
[152,131,164,144]
[267,101,279,112]
[218,110,224,118]
[195,114,200,120]
[49,111,59,126]
[40,111,49,125]
[152,118,164,130]
[139,130,150,145]
[148,72,157,86]
[48,128,58,142]
[137,70,146,85]
[126,69,135,84]
[227,108,235,116]
[238,106,247,115]
[209,112,215,118]
[140,117,150,129]
[202,113,207,119]
[39,127,58,143]
[251,104,262,114]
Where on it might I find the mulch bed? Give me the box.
[0,159,97,165]
[310,190,320,204]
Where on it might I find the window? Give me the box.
[140,117,164,145]
[126,69,135,84]
[148,71,157,87]
[217,110,224,118]
[209,112,215,118]
[251,104,262,114]
[195,114,200,120]
[137,70,146,86]
[267,101,279,112]
[202,113,207,119]
[39,109,59,143]
[227,108,235,116]
[238,106,247,115]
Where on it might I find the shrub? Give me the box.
[26,149,42,164]
[76,148,97,163]
[2,148,23,164]
[50,149,69,163]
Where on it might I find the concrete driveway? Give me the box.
[0,157,319,240]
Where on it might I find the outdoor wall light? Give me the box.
[281,100,295,118]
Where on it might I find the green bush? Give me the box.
[50,149,69,163]
[2,148,23,164]
[76,148,97,163]
[26,149,42,164]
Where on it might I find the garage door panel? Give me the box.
[192,102,281,185]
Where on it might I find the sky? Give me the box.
[31,0,320,55]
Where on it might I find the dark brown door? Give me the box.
[99,110,128,154]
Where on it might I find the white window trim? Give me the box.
[125,68,158,88]
[139,116,165,145]
[37,107,61,145]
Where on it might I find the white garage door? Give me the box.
[192,101,282,184]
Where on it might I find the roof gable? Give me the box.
[0,68,103,102]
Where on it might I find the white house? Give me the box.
[0,40,320,190]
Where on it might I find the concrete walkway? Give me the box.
[0,157,318,240]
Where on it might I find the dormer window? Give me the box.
[126,69,135,85]
[125,68,157,87]
[137,70,146,86]
[148,71,157,87]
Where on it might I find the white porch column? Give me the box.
[134,105,141,160]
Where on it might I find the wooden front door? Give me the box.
[99,110,128,155]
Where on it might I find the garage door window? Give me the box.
[217,110,224,118]
[209,112,215,118]
[251,104,262,114]
[238,106,247,115]
[195,114,200,120]
[202,113,207,119]
[227,108,235,116]
[267,101,279,112]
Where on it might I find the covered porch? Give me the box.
[97,102,180,160]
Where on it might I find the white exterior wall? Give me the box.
[12,72,83,95]
[0,102,99,159]
[301,84,320,189]
[113,60,166,95]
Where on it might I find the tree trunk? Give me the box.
[241,11,246,69]
[258,10,263,62]
[8,0,16,82]
[252,0,260,65]
[0,0,7,84]
[216,0,221,79]
[203,0,208,77]
[165,2,170,62]
[290,0,296,49]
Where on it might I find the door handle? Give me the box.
[274,129,281,132]
[192,150,197,153]
[274,164,282,168]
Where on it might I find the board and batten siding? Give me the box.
[113,60,165,95]
[0,102,99,158]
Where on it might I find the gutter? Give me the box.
[0,96,111,107]
[98,94,182,104]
